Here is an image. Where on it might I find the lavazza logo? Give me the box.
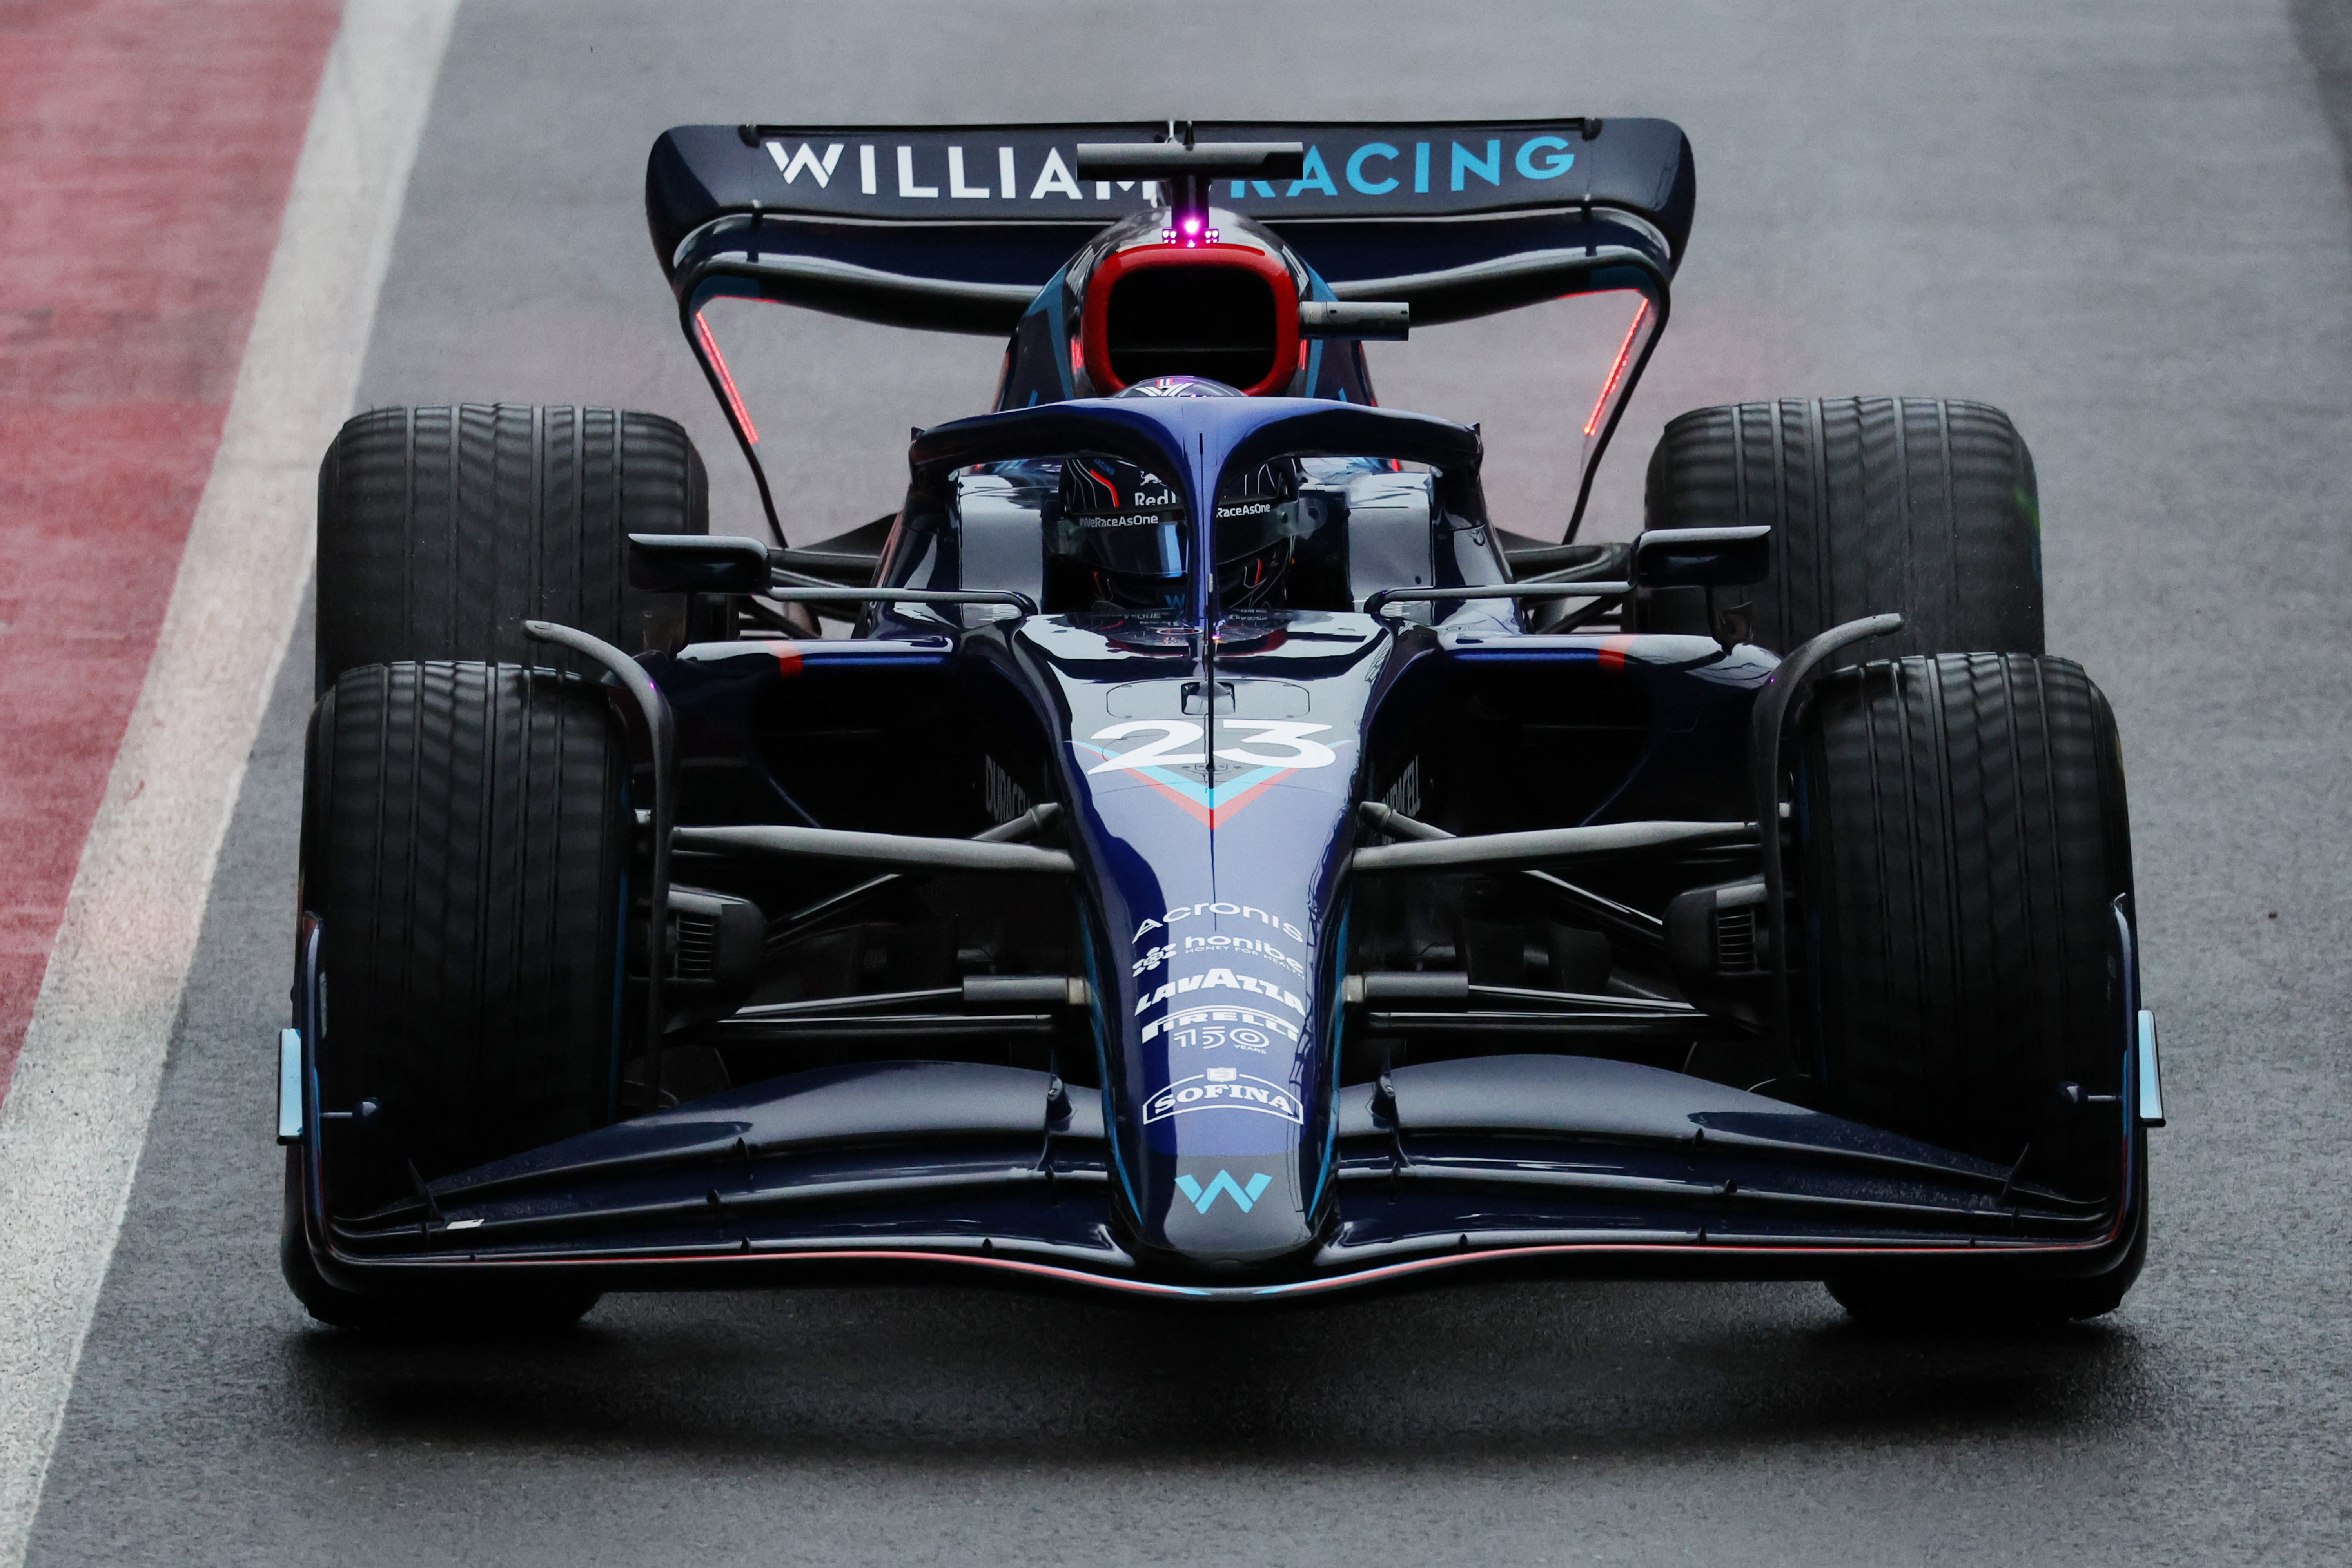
[1134,965,1308,1051]
[1131,902,1315,1047]
[761,136,1580,205]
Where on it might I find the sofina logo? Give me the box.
[1173,1170,1273,1214]
[1145,1069,1304,1125]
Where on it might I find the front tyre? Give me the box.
[301,661,630,1220]
[1795,652,2144,1322]
[279,1151,602,1334]
[1824,1155,2148,1326]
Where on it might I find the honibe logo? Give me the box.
[1173,1170,1274,1214]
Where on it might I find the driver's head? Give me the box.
[1053,454,1188,611]
[1112,376,1246,401]
[1049,451,1305,613]
[1209,458,1299,611]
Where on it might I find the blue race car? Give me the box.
[281,119,2161,1326]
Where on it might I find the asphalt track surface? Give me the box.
[25,2,2352,1562]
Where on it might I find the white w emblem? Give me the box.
[764,141,844,187]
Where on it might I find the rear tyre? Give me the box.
[1639,397,2042,663]
[1797,652,2141,1320]
[302,661,630,1219]
[316,403,709,690]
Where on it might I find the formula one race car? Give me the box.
[279,118,2163,1328]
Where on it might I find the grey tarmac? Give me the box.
[24,2,2352,1563]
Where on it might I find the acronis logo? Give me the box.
[1173,1170,1273,1214]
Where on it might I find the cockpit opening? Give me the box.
[1103,264,1282,390]
[947,448,1462,616]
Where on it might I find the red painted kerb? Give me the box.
[0,0,345,1103]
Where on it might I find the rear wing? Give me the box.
[646,118,1695,333]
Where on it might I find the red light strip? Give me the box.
[1583,298,1650,437]
[695,310,759,445]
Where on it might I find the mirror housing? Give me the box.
[1631,524,1770,590]
[628,533,773,595]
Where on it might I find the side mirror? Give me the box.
[628,533,773,595]
[1632,524,1770,590]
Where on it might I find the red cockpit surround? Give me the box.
[1079,242,1299,397]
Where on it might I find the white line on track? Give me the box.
[0,3,458,1558]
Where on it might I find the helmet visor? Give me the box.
[1211,458,1341,565]
[1051,455,1188,579]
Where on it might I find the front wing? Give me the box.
[285,1010,2156,1308]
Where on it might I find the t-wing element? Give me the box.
[1073,140,1305,247]
[1299,300,1409,340]
[1071,141,1308,178]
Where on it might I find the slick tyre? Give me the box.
[1796,652,2142,1318]
[1823,1154,2149,1327]
[280,1152,602,1334]
[316,403,709,690]
[301,661,630,1220]
[1639,397,2042,664]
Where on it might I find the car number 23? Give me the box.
[1085,720,1338,775]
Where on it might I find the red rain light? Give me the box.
[695,311,758,445]
[1583,299,1650,438]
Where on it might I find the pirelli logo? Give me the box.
[1139,1004,1301,1049]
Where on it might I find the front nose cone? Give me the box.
[1153,1157,1314,1265]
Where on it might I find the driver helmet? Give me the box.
[1111,376,1247,400]
[1049,449,1306,612]
[1053,376,1305,610]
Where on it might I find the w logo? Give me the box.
[1174,1170,1273,1214]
